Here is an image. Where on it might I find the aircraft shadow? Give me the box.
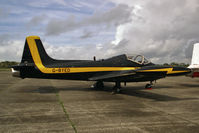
[20,86,92,94]
[21,85,198,102]
[178,83,199,88]
[103,86,198,102]
[121,89,180,101]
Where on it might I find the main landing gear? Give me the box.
[111,82,121,95]
[92,81,104,90]
[92,81,122,94]
[92,80,155,94]
[145,81,153,89]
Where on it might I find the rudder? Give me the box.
[21,40,34,64]
[21,36,54,65]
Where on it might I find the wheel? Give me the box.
[93,81,104,89]
[116,88,121,93]
[111,87,121,94]
[111,91,116,95]
[111,82,122,94]
[145,83,152,89]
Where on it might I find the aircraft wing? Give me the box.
[88,68,168,81]
[88,70,136,81]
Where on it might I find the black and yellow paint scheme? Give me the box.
[12,36,191,92]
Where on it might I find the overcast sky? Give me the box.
[0,0,199,63]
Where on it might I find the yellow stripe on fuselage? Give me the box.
[26,36,139,74]
[138,68,189,75]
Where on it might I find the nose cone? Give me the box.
[173,67,191,71]
[171,67,191,76]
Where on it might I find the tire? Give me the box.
[95,81,104,89]
[145,84,152,89]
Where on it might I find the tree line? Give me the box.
[162,62,189,67]
[0,61,19,68]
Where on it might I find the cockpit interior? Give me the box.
[126,54,151,65]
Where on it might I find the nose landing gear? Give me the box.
[145,81,153,89]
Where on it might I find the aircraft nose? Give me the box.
[173,67,191,71]
[172,67,191,75]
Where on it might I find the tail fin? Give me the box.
[188,43,199,69]
[187,43,199,77]
[21,36,54,65]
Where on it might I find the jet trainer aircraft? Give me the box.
[12,36,191,93]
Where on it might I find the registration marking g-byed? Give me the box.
[52,68,70,73]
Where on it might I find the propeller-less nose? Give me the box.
[171,67,191,75]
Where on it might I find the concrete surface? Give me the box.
[0,71,199,133]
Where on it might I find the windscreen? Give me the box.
[127,54,150,65]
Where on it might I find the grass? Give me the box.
[0,68,10,71]
[56,92,77,133]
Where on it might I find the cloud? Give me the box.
[0,34,113,61]
[109,0,199,63]
[80,30,94,39]
[0,34,12,46]
[1,0,199,65]
[45,4,133,35]
[27,14,47,26]
[0,35,24,61]
[0,8,8,17]
[44,42,109,60]
[28,0,68,8]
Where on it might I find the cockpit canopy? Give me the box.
[126,54,151,65]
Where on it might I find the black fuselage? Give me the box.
[12,36,191,83]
